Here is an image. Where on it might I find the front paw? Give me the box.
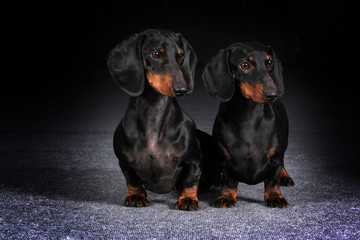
[265,195,288,208]
[213,196,236,208]
[175,197,199,211]
[124,194,149,207]
[213,183,238,208]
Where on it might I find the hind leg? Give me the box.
[279,167,295,186]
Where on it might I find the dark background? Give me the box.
[1,1,359,168]
[1,1,359,169]
[2,1,358,110]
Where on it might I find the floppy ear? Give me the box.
[202,49,234,102]
[107,33,145,96]
[179,34,197,94]
[268,46,285,96]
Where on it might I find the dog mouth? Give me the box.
[266,96,278,103]
[173,87,190,97]
[239,82,278,103]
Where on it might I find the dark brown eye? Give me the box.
[240,62,250,70]
[267,59,274,69]
[177,53,185,63]
[151,51,161,59]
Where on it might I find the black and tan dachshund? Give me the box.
[202,42,295,208]
[107,29,217,210]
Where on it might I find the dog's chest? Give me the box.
[130,132,184,191]
[128,128,184,169]
[145,134,179,160]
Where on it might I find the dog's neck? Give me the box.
[126,86,181,131]
[225,92,275,120]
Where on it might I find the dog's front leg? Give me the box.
[175,158,201,211]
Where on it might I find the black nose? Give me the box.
[264,92,278,102]
[173,87,188,96]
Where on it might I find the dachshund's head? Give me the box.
[202,42,284,103]
[107,29,197,97]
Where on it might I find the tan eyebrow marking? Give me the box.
[160,48,165,53]
[177,50,181,55]
[248,56,254,61]
[266,55,270,60]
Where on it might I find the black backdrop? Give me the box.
[2,1,358,116]
[4,1,356,66]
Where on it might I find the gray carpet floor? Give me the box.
[1,65,359,239]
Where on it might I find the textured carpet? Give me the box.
[1,65,359,239]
